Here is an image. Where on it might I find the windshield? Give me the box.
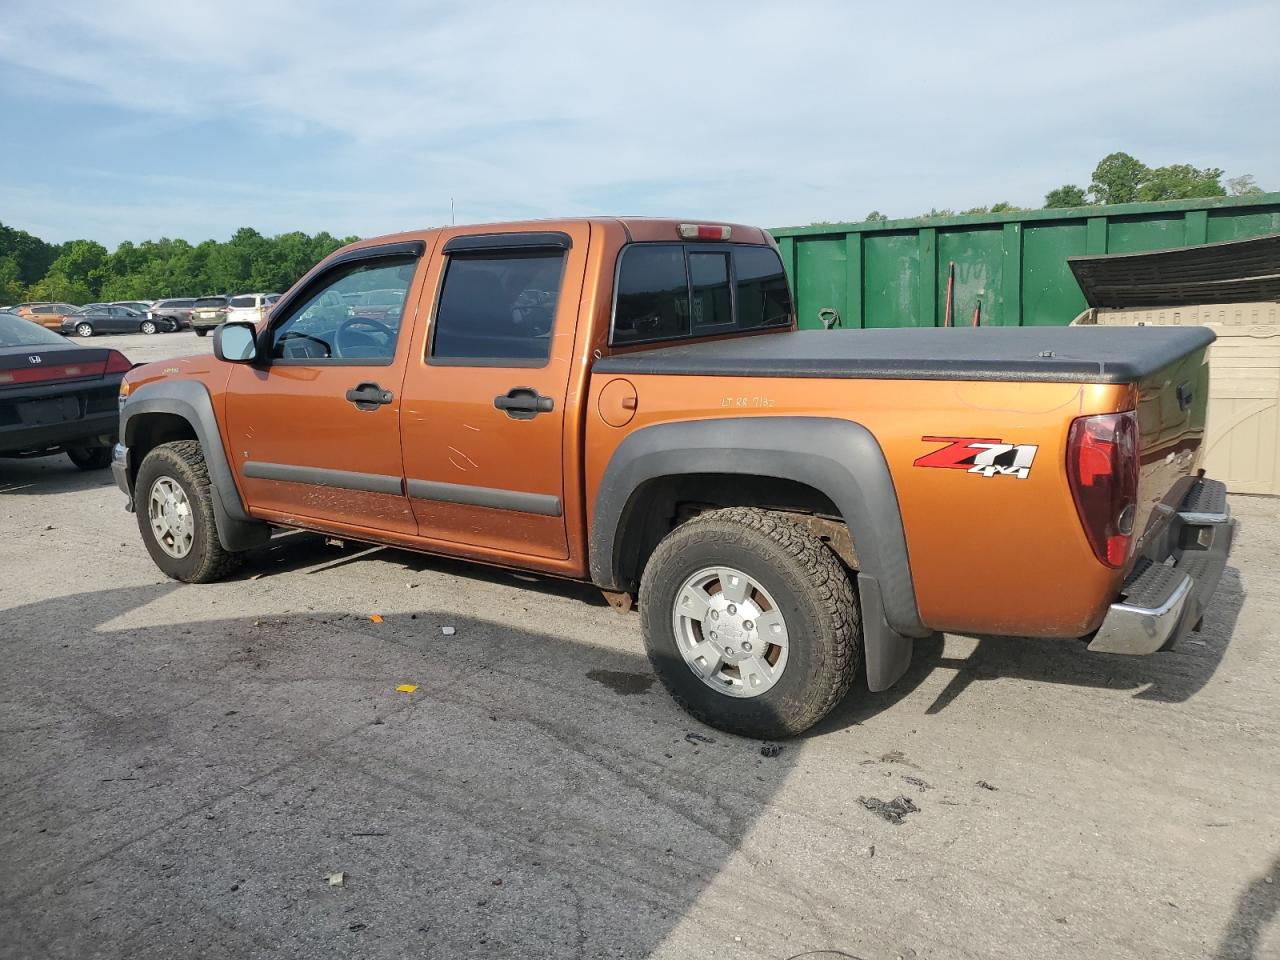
[0,312,67,347]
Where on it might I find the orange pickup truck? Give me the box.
[113,218,1234,737]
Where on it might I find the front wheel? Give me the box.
[67,446,112,470]
[639,507,862,739]
[140,320,158,335]
[134,440,244,582]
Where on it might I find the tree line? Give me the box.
[0,225,357,305]
[852,152,1266,224]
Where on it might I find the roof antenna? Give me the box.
[451,198,455,226]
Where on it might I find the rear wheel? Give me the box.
[134,440,243,583]
[640,507,862,739]
[66,446,112,470]
[75,323,93,338]
[140,320,157,335]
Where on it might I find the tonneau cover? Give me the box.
[593,326,1216,384]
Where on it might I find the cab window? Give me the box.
[270,256,417,364]
[611,243,791,346]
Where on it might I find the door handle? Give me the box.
[494,386,554,420]
[346,382,393,410]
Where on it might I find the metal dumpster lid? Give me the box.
[1068,232,1280,308]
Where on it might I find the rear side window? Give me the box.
[611,244,791,345]
[430,250,566,365]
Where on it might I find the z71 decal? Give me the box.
[914,436,1039,480]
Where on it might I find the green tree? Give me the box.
[1045,184,1089,208]
[0,222,59,285]
[1089,152,1149,204]
[1138,163,1225,202]
[46,240,110,298]
[0,256,24,303]
[863,211,888,222]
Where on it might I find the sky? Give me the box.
[0,0,1277,249]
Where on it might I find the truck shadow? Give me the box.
[0,581,816,960]
[1214,850,1280,959]
[919,565,1246,713]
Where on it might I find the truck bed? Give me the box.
[594,326,1216,384]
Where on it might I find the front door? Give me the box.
[224,243,430,536]
[399,225,589,560]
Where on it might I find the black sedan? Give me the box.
[60,305,177,337]
[0,311,131,469]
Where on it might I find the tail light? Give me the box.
[105,350,132,374]
[1067,411,1140,567]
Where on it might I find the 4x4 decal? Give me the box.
[914,436,1038,480]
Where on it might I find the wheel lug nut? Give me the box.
[709,631,717,640]
[743,642,752,652]
[727,604,737,615]
[710,610,719,620]
[744,620,754,631]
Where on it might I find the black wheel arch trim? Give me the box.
[589,416,928,640]
[119,380,271,552]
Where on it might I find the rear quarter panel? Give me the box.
[585,373,1136,637]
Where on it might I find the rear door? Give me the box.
[398,225,589,560]
[224,241,432,536]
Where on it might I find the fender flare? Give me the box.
[589,416,932,691]
[120,380,271,552]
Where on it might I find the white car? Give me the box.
[225,292,280,326]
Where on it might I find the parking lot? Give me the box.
[1,331,1277,960]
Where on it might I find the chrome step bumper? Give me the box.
[1088,478,1235,655]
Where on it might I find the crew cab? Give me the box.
[111,218,1235,737]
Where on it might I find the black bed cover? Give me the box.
[593,326,1215,385]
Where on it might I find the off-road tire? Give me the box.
[66,446,112,470]
[639,507,862,739]
[134,440,243,583]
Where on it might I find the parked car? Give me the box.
[148,298,197,329]
[61,305,175,337]
[343,288,405,324]
[190,296,230,336]
[113,217,1234,739]
[0,310,129,469]
[112,300,153,314]
[224,293,280,326]
[17,303,80,329]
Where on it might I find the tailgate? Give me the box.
[1131,339,1212,556]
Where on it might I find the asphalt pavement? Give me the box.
[1,328,1277,959]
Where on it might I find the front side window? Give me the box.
[270,256,417,363]
[430,250,566,365]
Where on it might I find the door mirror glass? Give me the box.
[214,322,258,363]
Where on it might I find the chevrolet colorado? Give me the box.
[112,218,1234,737]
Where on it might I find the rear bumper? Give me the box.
[1088,477,1235,655]
[0,379,122,455]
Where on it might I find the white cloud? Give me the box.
[1,0,1277,244]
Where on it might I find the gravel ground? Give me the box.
[1,333,1277,959]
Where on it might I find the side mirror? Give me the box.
[213,321,258,363]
